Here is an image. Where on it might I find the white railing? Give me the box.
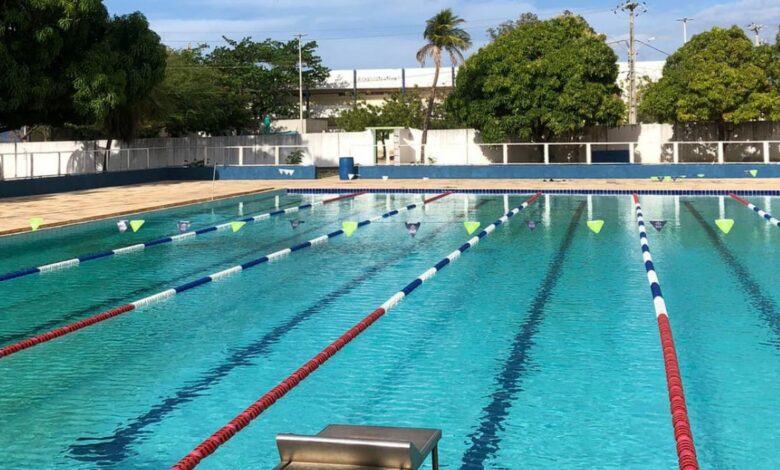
[0,145,315,181]
[348,141,780,166]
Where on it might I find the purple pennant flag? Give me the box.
[177,221,191,233]
[117,220,129,233]
[650,220,667,232]
[405,222,421,237]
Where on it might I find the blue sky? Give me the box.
[105,0,780,68]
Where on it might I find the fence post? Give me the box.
[586,143,592,164]
[763,141,770,164]
[146,148,151,169]
[629,143,636,164]
[502,144,508,165]
[274,146,280,165]
[717,142,725,163]
[673,142,679,164]
[543,144,550,165]
[30,152,34,177]
[127,149,130,170]
[58,152,62,176]
[238,146,244,166]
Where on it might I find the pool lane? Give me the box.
[459,200,585,468]
[0,196,391,345]
[0,194,452,359]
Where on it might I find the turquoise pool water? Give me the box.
[0,192,778,469]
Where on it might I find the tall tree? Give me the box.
[640,26,780,138]
[447,12,624,142]
[416,9,471,160]
[206,37,329,130]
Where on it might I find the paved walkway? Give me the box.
[1,177,776,236]
[0,181,272,236]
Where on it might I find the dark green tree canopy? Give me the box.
[0,1,166,140]
[335,92,458,131]
[640,26,780,130]
[486,12,540,41]
[447,13,624,142]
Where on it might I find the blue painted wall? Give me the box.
[357,163,780,179]
[216,165,316,180]
[0,167,212,199]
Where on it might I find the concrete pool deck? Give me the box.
[1,177,777,236]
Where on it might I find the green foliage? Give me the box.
[486,12,540,41]
[640,26,780,130]
[206,37,329,123]
[447,13,624,142]
[334,92,458,131]
[152,48,251,136]
[0,1,166,141]
[286,149,304,164]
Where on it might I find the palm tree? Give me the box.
[416,9,471,162]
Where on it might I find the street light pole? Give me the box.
[295,33,307,134]
[615,1,645,125]
[676,17,693,43]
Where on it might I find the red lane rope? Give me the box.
[728,193,750,206]
[632,193,698,470]
[0,305,135,358]
[322,191,367,203]
[172,307,387,470]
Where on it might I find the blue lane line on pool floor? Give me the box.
[459,201,585,469]
[64,200,484,464]
[0,192,364,284]
[684,202,780,349]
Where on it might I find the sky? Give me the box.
[104,0,780,69]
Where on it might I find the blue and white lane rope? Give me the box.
[171,191,542,470]
[730,193,780,229]
[0,192,452,359]
[632,194,699,470]
[0,192,366,283]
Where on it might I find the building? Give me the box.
[308,61,666,118]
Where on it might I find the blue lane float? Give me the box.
[730,193,780,229]
[0,192,366,284]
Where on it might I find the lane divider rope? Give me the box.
[171,192,541,470]
[0,192,366,283]
[632,194,699,470]
[0,192,452,359]
[729,193,780,229]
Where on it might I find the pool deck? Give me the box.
[1,177,776,236]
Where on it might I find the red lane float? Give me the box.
[632,194,698,470]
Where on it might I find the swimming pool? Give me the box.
[0,191,778,469]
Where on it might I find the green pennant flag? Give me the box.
[230,221,246,232]
[662,176,673,182]
[749,169,758,177]
[464,221,480,235]
[587,220,605,234]
[697,174,705,178]
[650,176,660,182]
[129,220,145,232]
[29,217,44,231]
[342,221,358,237]
[715,219,734,234]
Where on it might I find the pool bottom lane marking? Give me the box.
[729,193,780,229]
[171,193,542,470]
[67,201,499,464]
[684,201,780,348]
[0,193,452,360]
[0,192,367,283]
[633,194,699,470]
[459,200,585,469]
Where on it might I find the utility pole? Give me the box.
[676,17,693,43]
[294,33,307,134]
[747,23,763,46]
[615,1,646,125]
